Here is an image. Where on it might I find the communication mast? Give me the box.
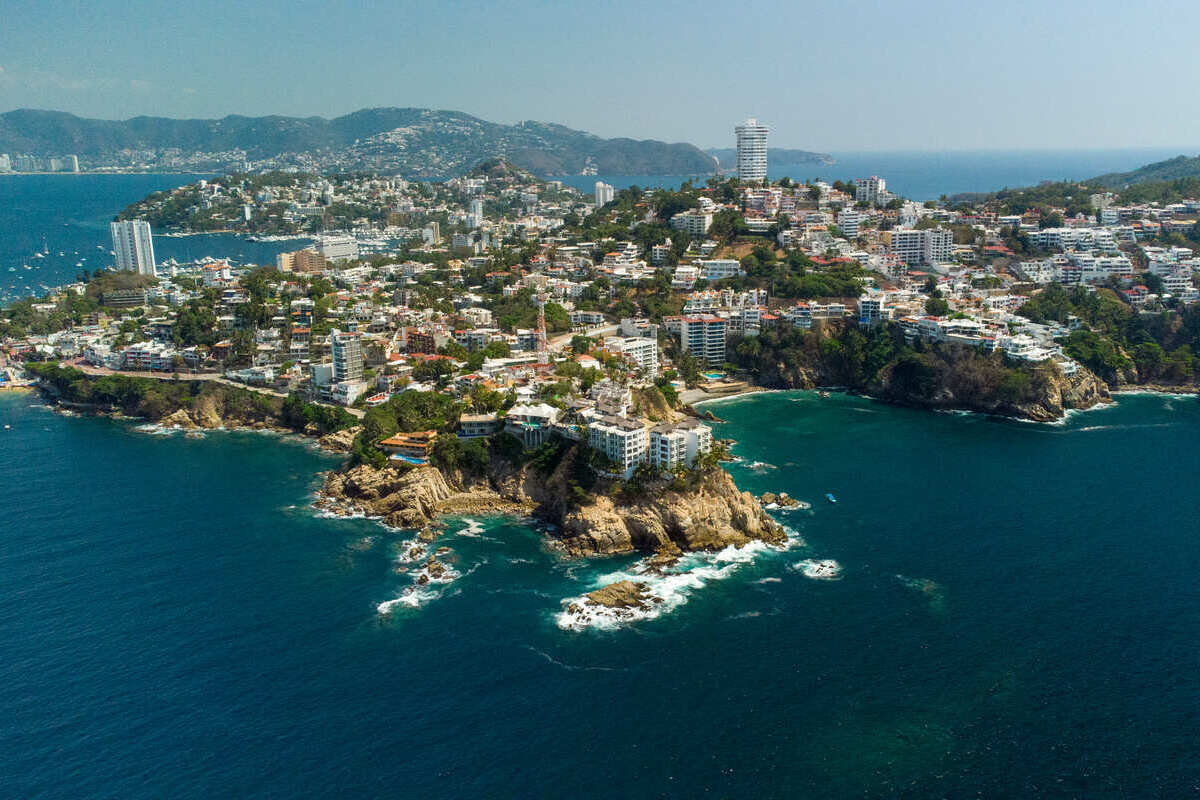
[536,290,549,363]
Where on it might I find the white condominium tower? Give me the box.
[110,220,157,276]
[594,180,615,208]
[735,118,768,182]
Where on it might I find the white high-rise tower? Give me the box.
[735,118,769,183]
[594,181,615,208]
[110,220,157,276]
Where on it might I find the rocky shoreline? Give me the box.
[315,446,785,559]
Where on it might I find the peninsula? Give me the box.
[4,148,1200,604]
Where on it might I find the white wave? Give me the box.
[134,423,176,436]
[555,539,783,632]
[745,460,776,472]
[377,587,441,613]
[312,507,381,521]
[794,558,842,580]
[754,576,782,584]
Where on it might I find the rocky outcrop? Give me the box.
[584,580,653,608]
[317,464,456,528]
[159,408,198,429]
[317,426,361,453]
[316,449,786,558]
[553,468,785,557]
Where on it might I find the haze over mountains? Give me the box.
[0,107,732,178]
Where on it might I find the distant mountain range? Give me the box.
[0,107,722,178]
[707,147,833,170]
[1089,154,1200,187]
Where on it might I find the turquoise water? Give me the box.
[2,390,1198,797]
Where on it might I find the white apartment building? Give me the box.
[110,220,157,276]
[588,415,648,479]
[680,315,727,363]
[670,210,713,236]
[594,181,615,208]
[317,234,360,263]
[331,329,364,383]
[837,209,866,238]
[649,419,714,470]
[855,176,890,206]
[735,118,768,182]
[890,228,953,266]
[604,336,659,376]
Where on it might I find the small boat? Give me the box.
[825,493,837,504]
[818,390,831,398]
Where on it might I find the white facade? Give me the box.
[854,176,889,206]
[735,118,768,182]
[317,234,360,263]
[837,209,866,238]
[110,220,156,276]
[594,181,615,208]
[604,336,659,376]
[588,415,648,479]
[891,228,953,266]
[680,316,727,364]
[649,420,713,470]
[670,211,713,236]
[331,329,364,383]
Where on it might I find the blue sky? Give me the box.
[1,0,1198,152]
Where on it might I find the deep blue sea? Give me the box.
[561,146,1196,201]
[2,389,1199,798]
[0,174,310,302]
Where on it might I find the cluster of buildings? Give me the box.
[7,117,1200,479]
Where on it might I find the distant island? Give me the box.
[0,107,719,178]
[707,147,833,170]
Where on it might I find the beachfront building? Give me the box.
[504,402,559,449]
[379,430,437,464]
[588,415,648,478]
[680,315,727,364]
[649,419,713,470]
[110,220,156,276]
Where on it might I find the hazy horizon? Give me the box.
[2,0,1199,152]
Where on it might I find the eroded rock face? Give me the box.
[318,464,454,528]
[317,426,362,453]
[316,451,785,559]
[553,468,786,557]
[159,408,198,429]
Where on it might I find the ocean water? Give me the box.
[561,146,1193,200]
[2,390,1199,798]
[0,174,310,302]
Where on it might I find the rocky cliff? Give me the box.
[316,448,785,557]
[871,359,1112,422]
